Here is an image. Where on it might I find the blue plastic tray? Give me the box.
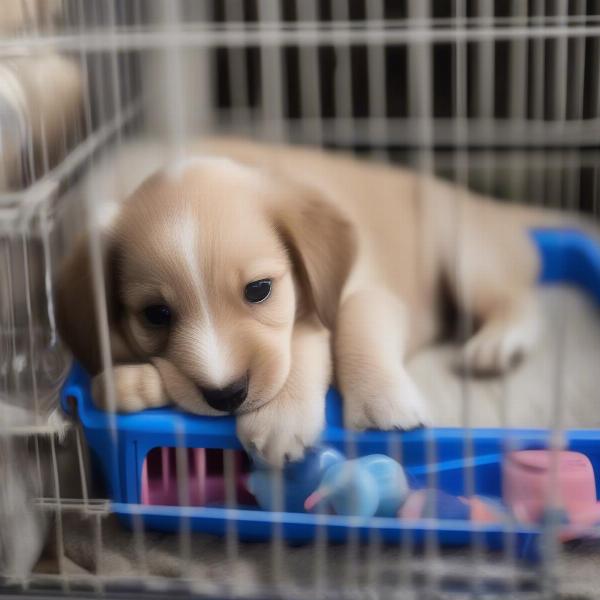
[61,228,600,556]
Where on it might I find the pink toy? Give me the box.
[393,451,600,543]
[141,447,254,506]
[503,450,598,524]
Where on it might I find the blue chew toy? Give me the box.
[246,445,344,513]
[304,454,410,518]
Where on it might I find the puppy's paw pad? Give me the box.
[237,417,317,468]
[345,373,431,431]
[91,364,166,412]
[237,399,324,468]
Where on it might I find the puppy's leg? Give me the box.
[459,294,540,375]
[336,289,431,431]
[442,204,541,375]
[236,321,330,467]
[91,363,169,412]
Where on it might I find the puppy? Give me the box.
[56,138,552,466]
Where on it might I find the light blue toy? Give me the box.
[304,454,410,517]
[247,445,345,513]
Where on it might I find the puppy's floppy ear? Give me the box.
[54,227,131,375]
[272,181,357,329]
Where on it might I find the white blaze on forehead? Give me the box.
[176,217,202,288]
[196,321,231,389]
[164,155,254,181]
[172,216,232,389]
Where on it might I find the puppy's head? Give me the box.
[56,156,356,415]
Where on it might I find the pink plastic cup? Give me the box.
[503,450,597,523]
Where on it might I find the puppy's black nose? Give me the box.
[199,377,248,413]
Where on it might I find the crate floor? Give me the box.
[34,511,600,598]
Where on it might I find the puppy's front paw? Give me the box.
[91,364,168,412]
[237,392,325,468]
[344,370,431,431]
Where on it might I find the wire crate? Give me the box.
[3,1,600,599]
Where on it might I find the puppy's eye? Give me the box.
[142,304,172,327]
[244,279,272,304]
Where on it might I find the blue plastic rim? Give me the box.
[61,227,600,556]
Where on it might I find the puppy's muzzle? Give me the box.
[199,376,248,413]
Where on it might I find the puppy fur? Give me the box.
[56,138,547,466]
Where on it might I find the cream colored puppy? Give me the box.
[56,138,549,466]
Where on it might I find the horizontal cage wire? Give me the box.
[1,0,600,599]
